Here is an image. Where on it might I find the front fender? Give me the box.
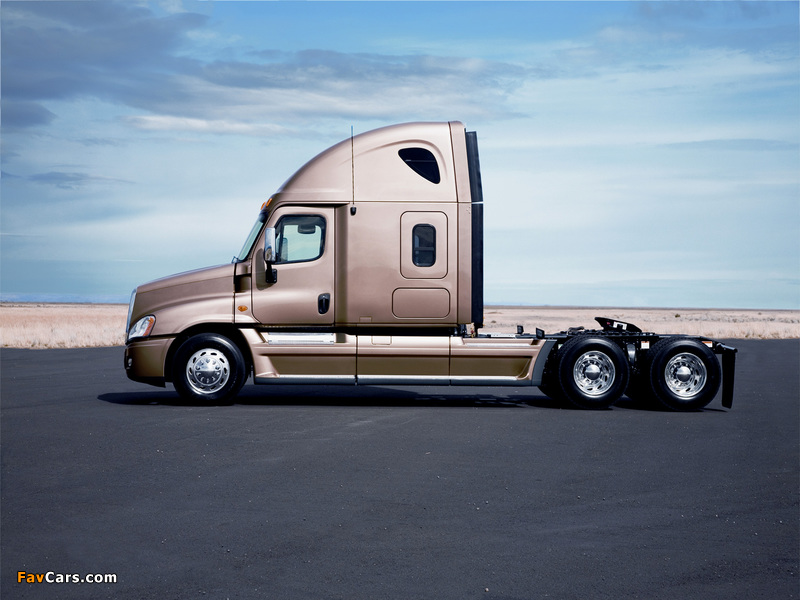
[129,264,235,337]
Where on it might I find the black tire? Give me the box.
[172,333,247,403]
[538,347,565,402]
[624,371,651,404]
[646,338,720,411]
[554,336,629,410]
[538,374,565,403]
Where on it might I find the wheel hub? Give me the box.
[186,348,230,395]
[194,356,223,386]
[675,365,692,383]
[664,353,707,398]
[584,364,602,381]
[573,351,615,397]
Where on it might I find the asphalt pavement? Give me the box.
[1,339,798,599]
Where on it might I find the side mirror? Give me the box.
[263,227,277,284]
[264,228,276,263]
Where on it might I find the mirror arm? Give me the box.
[265,257,278,284]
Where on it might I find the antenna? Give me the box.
[350,125,356,215]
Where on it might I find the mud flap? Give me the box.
[717,344,737,409]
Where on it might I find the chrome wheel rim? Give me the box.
[186,348,230,395]
[664,353,706,398]
[573,351,615,397]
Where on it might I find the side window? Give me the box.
[401,212,447,279]
[412,224,436,267]
[274,215,325,264]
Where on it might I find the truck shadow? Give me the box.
[99,385,560,409]
[98,384,690,411]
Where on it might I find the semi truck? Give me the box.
[124,121,736,411]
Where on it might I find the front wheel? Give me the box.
[646,338,720,411]
[172,333,247,403]
[554,336,629,410]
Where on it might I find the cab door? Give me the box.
[251,206,335,326]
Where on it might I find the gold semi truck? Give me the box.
[124,121,736,410]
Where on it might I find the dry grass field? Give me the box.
[1,303,798,349]
[482,306,800,340]
[1,304,129,349]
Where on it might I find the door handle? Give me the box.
[318,293,331,315]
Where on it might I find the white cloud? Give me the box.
[126,115,295,136]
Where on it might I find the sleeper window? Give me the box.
[399,148,441,184]
[412,224,436,267]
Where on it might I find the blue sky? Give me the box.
[2,0,798,309]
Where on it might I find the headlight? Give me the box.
[127,315,155,342]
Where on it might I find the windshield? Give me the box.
[233,210,268,262]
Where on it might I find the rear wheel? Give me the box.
[554,336,629,410]
[646,338,720,411]
[172,333,247,403]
